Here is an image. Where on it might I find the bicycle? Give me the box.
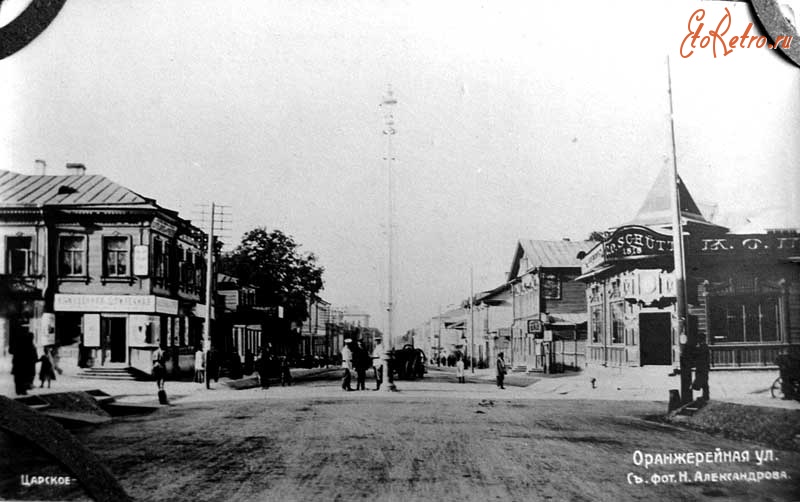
[771,375,800,400]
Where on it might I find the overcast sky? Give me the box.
[1,0,798,337]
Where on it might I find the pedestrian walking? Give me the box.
[151,347,165,387]
[257,348,271,389]
[455,355,465,384]
[152,357,166,391]
[496,352,507,390]
[38,347,57,388]
[50,346,63,375]
[341,340,353,391]
[693,341,710,401]
[372,342,384,390]
[194,347,205,383]
[279,356,292,386]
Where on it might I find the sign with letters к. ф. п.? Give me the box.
[693,234,800,255]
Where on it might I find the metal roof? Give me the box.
[520,240,592,267]
[624,165,726,230]
[0,169,151,207]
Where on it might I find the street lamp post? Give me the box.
[382,86,398,392]
[470,266,475,373]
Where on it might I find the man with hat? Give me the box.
[341,339,353,391]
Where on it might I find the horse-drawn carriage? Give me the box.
[390,344,426,380]
[771,353,800,401]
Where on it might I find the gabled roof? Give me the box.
[506,239,593,281]
[0,169,152,207]
[475,282,511,305]
[625,165,725,230]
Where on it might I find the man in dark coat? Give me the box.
[12,332,37,395]
[354,341,370,391]
[496,352,507,390]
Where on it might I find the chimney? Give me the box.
[66,163,86,176]
[34,159,46,175]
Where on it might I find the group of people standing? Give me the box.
[341,339,383,391]
[10,332,59,396]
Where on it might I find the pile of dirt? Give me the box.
[662,401,800,451]
[32,392,111,417]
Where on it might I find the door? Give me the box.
[639,313,671,365]
[101,317,127,364]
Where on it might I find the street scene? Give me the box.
[1,0,800,501]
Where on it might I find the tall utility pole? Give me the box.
[197,202,230,390]
[203,202,215,390]
[470,266,475,373]
[667,57,692,404]
[382,85,398,391]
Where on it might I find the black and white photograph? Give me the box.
[1,1,799,501]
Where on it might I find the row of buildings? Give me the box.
[412,167,799,372]
[0,164,371,376]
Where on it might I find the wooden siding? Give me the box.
[544,272,587,314]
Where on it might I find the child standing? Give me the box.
[455,355,465,384]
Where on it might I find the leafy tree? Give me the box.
[218,228,324,322]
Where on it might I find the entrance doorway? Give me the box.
[101,317,127,364]
[639,313,672,365]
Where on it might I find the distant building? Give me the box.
[0,165,207,376]
[339,306,370,328]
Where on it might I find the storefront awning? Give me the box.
[575,265,614,282]
[547,313,587,325]
[444,320,465,330]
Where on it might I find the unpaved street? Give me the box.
[54,394,799,502]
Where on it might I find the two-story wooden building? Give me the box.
[0,165,208,376]
[507,239,593,372]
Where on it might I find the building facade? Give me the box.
[507,239,592,372]
[0,166,208,376]
[578,169,800,368]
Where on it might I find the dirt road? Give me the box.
[20,394,785,502]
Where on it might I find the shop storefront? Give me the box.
[53,293,203,374]
[578,226,800,368]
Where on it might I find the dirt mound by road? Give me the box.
[661,401,800,451]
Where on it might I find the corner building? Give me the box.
[0,166,208,375]
[577,167,800,368]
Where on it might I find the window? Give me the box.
[59,236,86,276]
[708,295,781,344]
[611,302,624,344]
[591,306,603,343]
[610,279,621,299]
[542,273,561,300]
[104,237,129,276]
[153,237,165,278]
[6,236,32,275]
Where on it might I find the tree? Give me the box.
[218,228,324,323]
[587,230,610,242]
